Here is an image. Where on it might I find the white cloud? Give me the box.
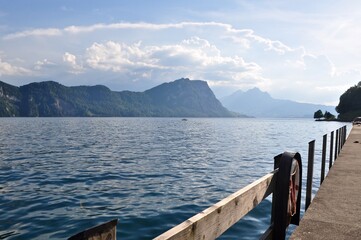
[3,21,236,39]
[3,28,62,40]
[63,52,77,66]
[63,52,84,74]
[84,41,156,72]
[2,20,360,104]
[64,21,237,34]
[0,58,32,76]
[245,32,293,54]
[34,59,56,70]
[78,37,263,87]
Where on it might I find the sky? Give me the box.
[1,1,361,105]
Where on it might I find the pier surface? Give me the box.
[291,126,361,239]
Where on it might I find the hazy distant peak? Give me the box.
[245,87,270,96]
[220,87,336,118]
[228,87,271,98]
[247,87,264,93]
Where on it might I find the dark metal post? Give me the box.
[341,126,345,147]
[339,127,343,147]
[340,127,345,146]
[338,128,342,155]
[344,126,347,145]
[345,126,347,145]
[305,140,315,211]
[320,134,327,184]
[273,152,302,240]
[335,129,339,160]
[329,131,334,169]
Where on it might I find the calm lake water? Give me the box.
[0,118,351,239]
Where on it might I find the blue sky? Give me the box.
[1,1,361,105]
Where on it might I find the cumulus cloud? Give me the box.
[85,41,152,72]
[1,21,292,89]
[0,58,32,76]
[2,20,357,104]
[34,59,56,70]
[77,37,262,86]
[63,52,84,74]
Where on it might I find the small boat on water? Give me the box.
[182,118,188,121]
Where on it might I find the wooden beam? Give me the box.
[154,171,277,240]
[68,219,118,240]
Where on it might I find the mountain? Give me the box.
[220,88,336,118]
[0,78,236,117]
[144,79,234,117]
[0,81,21,116]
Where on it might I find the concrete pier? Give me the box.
[291,126,361,239]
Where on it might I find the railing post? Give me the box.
[344,126,347,145]
[320,134,327,184]
[329,131,334,169]
[340,126,345,148]
[340,127,343,148]
[338,127,342,155]
[305,140,315,211]
[335,129,339,160]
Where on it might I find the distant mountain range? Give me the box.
[220,88,336,118]
[0,78,237,117]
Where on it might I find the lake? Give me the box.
[0,118,350,239]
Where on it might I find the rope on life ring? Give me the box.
[288,159,300,224]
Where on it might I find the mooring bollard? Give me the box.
[272,152,302,240]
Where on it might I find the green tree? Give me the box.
[336,81,361,121]
[324,111,335,120]
[314,109,324,119]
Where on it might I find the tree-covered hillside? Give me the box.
[336,82,361,121]
[145,78,232,117]
[0,81,21,117]
[0,78,236,117]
